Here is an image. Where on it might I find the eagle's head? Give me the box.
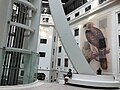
[83,22,94,29]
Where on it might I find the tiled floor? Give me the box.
[39,82,119,90]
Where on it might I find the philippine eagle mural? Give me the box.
[83,22,110,70]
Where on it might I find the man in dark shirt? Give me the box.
[67,69,72,78]
[64,69,72,85]
[97,68,102,75]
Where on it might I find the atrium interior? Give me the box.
[0,0,120,90]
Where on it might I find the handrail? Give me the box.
[12,0,37,12]
[5,47,32,54]
[9,21,35,33]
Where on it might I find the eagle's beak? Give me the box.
[83,24,87,28]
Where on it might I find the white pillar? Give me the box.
[23,0,42,84]
[0,0,12,82]
[48,0,95,75]
[28,0,42,52]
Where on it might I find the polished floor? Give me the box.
[39,82,120,90]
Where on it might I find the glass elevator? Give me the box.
[0,0,41,85]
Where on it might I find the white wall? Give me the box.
[38,26,53,70]
[66,0,120,78]
[37,14,58,82]
[0,0,12,82]
[56,38,76,79]
[37,25,53,82]
[55,0,120,80]
[0,0,10,47]
[37,0,120,82]
[111,5,120,80]
[0,80,44,90]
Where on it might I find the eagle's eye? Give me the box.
[83,24,87,28]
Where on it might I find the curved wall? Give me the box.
[0,80,44,90]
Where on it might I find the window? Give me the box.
[58,58,61,66]
[119,35,120,47]
[99,0,106,4]
[119,58,120,73]
[52,61,54,68]
[42,17,49,22]
[67,17,70,21]
[75,12,79,17]
[118,13,120,24]
[22,55,24,64]
[51,76,53,82]
[39,52,46,57]
[37,73,45,80]
[54,36,56,42]
[74,28,79,36]
[40,39,47,44]
[85,5,91,12]
[53,49,55,55]
[64,0,87,14]
[21,70,24,76]
[22,59,24,64]
[58,46,62,53]
[64,58,68,67]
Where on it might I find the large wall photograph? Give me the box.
[81,20,111,73]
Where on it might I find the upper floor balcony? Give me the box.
[40,14,54,26]
[66,0,115,23]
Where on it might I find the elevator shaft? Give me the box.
[1,3,28,85]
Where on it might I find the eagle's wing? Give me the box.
[85,30,99,48]
[93,27,106,49]
[92,27,108,69]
